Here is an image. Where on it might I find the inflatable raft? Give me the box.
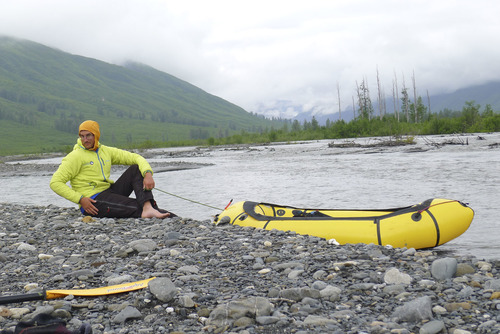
[214,199,474,249]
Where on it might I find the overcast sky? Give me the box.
[1,0,499,118]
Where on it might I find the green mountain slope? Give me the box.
[0,36,278,156]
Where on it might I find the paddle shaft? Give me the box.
[0,291,45,305]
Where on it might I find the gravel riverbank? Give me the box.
[0,204,498,333]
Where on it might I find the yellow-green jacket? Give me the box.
[50,139,153,205]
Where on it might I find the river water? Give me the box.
[1,133,499,260]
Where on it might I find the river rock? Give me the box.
[303,315,337,326]
[319,285,342,301]
[128,238,157,252]
[208,297,272,327]
[456,263,475,276]
[112,306,142,323]
[484,279,500,290]
[148,277,178,302]
[419,320,444,334]
[392,296,433,322]
[431,257,457,280]
[384,267,412,284]
[17,242,36,252]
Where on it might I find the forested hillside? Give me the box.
[0,36,282,155]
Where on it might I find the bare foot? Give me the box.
[141,201,171,218]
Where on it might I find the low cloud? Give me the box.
[1,0,499,118]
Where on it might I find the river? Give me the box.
[1,133,499,260]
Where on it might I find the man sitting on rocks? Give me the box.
[50,120,175,219]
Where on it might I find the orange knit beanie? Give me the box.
[79,120,100,150]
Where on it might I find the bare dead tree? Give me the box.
[381,86,387,118]
[427,89,431,116]
[392,80,398,122]
[377,67,383,120]
[412,70,418,123]
[401,73,410,122]
[352,96,356,119]
[337,82,342,121]
[355,80,362,119]
[393,71,400,121]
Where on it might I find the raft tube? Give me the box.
[214,199,474,249]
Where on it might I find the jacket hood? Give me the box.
[79,120,100,151]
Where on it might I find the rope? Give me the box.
[418,200,459,214]
[154,187,223,211]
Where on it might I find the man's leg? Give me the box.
[84,165,147,218]
[111,165,153,207]
[92,191,142,218]
[92,165,172,218]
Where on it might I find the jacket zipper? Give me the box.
[96,149,107,181]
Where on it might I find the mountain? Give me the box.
[0,36,280,156]
[425,81,500,112]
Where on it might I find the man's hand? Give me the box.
[143,172,155,191]
[80,197,98,215]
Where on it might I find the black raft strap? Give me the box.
[374,218,382,246]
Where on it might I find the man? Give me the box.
[50,120,175,219]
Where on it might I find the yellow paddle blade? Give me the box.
[45,277,156,300]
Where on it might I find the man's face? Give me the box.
[79,130,95,150]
